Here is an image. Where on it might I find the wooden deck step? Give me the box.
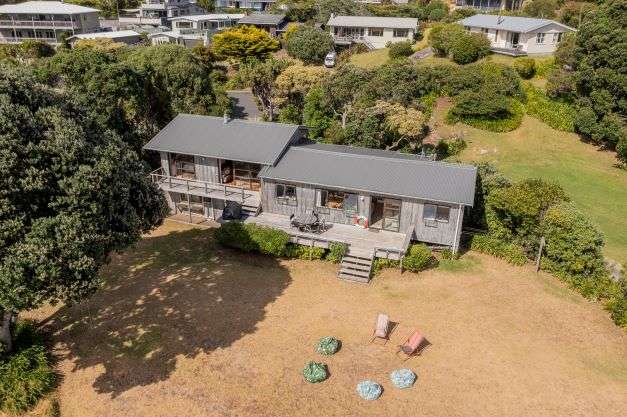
[240,204,261,218]
[338,254,374,283]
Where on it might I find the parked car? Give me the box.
[324,51,337,68]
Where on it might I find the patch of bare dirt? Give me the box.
[24,221,627,417]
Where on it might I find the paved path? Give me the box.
[411,46,434,60]
[227,90,260,120]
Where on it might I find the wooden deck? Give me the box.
[151,169,261,207]
[245,212,408,259]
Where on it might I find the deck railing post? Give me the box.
[241,187,245,203]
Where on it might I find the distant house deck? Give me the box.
[245,212,410,259]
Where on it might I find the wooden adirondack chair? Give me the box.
[397,330,427,361]
[370,313,390,344]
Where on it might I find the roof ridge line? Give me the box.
[293,145,477,170]
[178,113,302,130]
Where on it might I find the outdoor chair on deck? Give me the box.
[397,330,428,361]
[370,313,390,344]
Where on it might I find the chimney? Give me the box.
[223,112,229,124]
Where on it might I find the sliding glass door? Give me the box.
[371,197,401,232]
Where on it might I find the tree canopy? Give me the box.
[286,26,334,65]
[571,0,627,155]
[0,64,167,352]
[211,25,280,61]
[36,44,226,153]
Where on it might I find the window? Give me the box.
[536,33,545,44]
[172,154,195,178]
[552,32,562,43]
[423,204,451,223]
[316,189,358,213]
[276,184,297,206]
[368,27,383,37]
[481,28,489,34]
[393,29,409,38]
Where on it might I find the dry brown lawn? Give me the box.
[22,221,627,417]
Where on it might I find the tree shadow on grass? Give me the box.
[39,227,292,397]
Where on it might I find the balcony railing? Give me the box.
[0,19,78,28]
[0,36,58,43]
[118,16,164,25]
[149,167,259,205]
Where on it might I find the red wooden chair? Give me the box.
[397,330,428,361]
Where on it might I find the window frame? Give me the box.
[368,27,383,37]
[423,204,451,224]
[393,28,409,38]
[315,189,359,214]
[536,33,545,44]
[275,183,297,206]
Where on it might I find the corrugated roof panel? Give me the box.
[457,14,574,33]
[143,114,302,165]
[260,143,477,206]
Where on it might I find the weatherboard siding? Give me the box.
[261,179,463,248]
[193,155,220,183]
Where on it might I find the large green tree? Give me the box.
[37,44,225,153]
[211,25,280,61]
[0,65,167,352]
[285,26,334,65]
[571,0,627,153]
[239,57,292,121]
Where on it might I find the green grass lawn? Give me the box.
[349,47,390,68]
[350,28,432,69]
[441,110,627,264]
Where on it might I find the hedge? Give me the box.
[372,244,436,275]
[470,234,527,266]
[448,98,524,132]
[372,258,400,275]
[326,242,348,263]
[403,244,436,272]
[512,57,536,79]
[523,84,576,132]
[388,40,414,60]
[0,323,55,413]
[215,222,291,256]
[285,244,326,260]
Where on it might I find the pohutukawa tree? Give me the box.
[0,65,168,352]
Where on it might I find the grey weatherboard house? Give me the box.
[144,114,477,282]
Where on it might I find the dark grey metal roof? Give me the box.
[259,143,477,206]
[143,114,302,165]
[458,14,575,33]
[238,14,286,26]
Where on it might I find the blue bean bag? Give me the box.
[356,380,383,400]
[390,368,416,389]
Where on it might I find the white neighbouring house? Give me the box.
[458,14,575,55]
[451,0,522,11]
[149,13,244,47]
[355,0,409,4]
[119,0,207,27]
[0,1,100,45]
[327,15,418,50]
[214,0,276,11]
[68,30,142,47]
